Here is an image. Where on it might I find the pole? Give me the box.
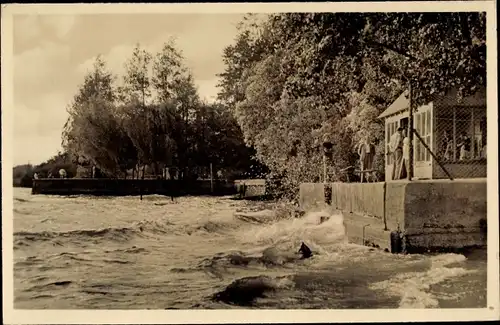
[453,106,457,161]
[471,108,475,158]
[210,163,214,193]
[407,81,414,181]
[323,155,327,183]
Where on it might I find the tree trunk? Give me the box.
[140,164,146,201]
[153,161,159,178]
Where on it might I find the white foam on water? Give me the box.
[239,210,347,252]
[369,253,477,308]
[273,276,296,290]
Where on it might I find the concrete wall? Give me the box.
[299,179,487,253]
[402,179,487,249]
[384,181,407,230]
[330,182,390,250]
[32,178,236,196]
[234,179,267,198]
[299,183,329,211]
[331,182,385,219]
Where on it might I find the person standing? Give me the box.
[59,168,67,179]
[457,132,471,161]
[442,131,453,161]
[357,138,375,183]
[389,127,404,180]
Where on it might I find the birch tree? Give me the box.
[62,56,136,177]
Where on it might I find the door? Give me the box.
[413,104,433,179]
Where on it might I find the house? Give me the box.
[378,87,487,181]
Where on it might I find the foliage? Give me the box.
[58,40,258,180]
[13,152,78,187]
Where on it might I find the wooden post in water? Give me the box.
[210,163,214,193]
[140,165,145,201]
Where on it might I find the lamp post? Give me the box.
[322,133,333,183]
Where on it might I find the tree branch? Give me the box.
[364,39,419,61]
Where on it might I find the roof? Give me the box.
[378,90,409,119]
[435,87,486,107]
[377,86,486,120]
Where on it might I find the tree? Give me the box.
[62,56,136,177]
[152,39,185,104]
[71,97,136,177]
[150,40,200,178]
[119,44,156,183]
[122,44,153,106]
[217,12,486,195]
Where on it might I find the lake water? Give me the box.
[12,187,487,309]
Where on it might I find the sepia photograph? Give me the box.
[1,1,498,324]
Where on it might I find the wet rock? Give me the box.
[298,242,313,259]
[229,254,253,266]
[319,216,330,224]
[212,276,276,306]
[260,247,297,266]
[234,209,276,223]
[292,209,306,218]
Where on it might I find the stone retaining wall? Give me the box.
[299,179,487,253]
[32,178,236,196]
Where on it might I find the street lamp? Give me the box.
[322,133,333,183]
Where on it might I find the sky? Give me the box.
[12,13,246,166]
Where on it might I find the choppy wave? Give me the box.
[369,254,476,308]
[13,216,241,249]
[14,227,138,247]
[12,188,486,309]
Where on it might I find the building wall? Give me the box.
[433,162,487,179]
[382,89,486,181]
[383,104,434,181]
[234,179,267,198]
[432,103,487,179]
[299,183,329,211]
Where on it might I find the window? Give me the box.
[415,113,421,161]
[435,106,486,162]
[426,110,431,161]
[414,109,431,162]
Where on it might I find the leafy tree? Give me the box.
[13,153,80,187]
[122,44,154,106]
[62,56,137,177]
[217,12,486,195]
[152,39,186,104]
